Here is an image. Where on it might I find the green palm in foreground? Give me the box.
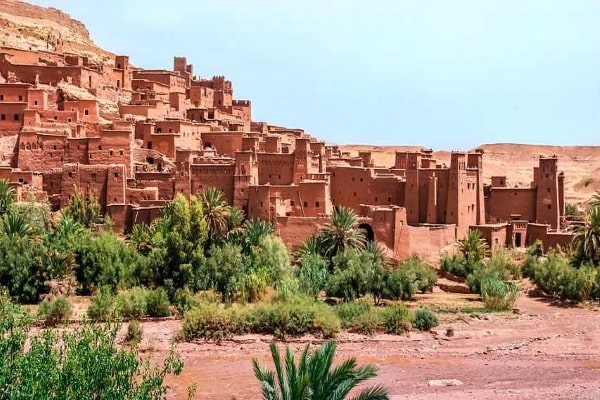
[320,206,366,259]
[573,205,600,266]
[252,341,389,400]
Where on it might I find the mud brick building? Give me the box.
[0,49,573,259]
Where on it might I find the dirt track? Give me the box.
[135,292,600,400]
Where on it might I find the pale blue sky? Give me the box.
[30,1,600,149]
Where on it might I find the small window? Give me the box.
[84,109,89,116]
[0,94,3,100]
[360,178,363,182]
[67,118,72,123]
[547,187,551,193]
[303,201,308,208]
[54,116,57,120]
[53,145,57,150]
[260,201,263,207]
[68,171,73,178]
[34,100,38,106]
[291,200,295,206]
[352,177,355,182]
[375,196,378,201]
[98,145,102,150]
[109,150,113,156]
[91,173,97,181]
[353,192,357,197]
[18,178,23,183]
[547,204,552,210]
[388,197,392,202]
[119,150,124,156]
[0,114,5,121]
[13,114,19,121]
[114,172,118,178]
[315,201,320,208]
[18,95,23,101]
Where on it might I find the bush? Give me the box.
[333,298,382,334]
[529,253,598,302]
[466,250,517,294]
[245,296,340,338]
[412,309,439,331]
[481,278,519,311]
[384,267,416,301]
[297,253,328,298]
[174,288,221,316]
[146,288,171,317]
[182,302,243,342]
[381,304,412,334]
[38,296,72,326]
[125,319,143,344]
[440,255,472,278]
[87,286,116,321]
[400,256,438,294]
[116,287,148,319]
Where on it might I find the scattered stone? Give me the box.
[428,379,463,387]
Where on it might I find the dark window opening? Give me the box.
[18,95,23,101]
[68,171,73,178]
[388,197,392,202]
[0,95,3,100]
[99,145,102,150]
[18,178,23,183]
[291,200,295,206]
[375,196,378,201]
[116,80,120,88]
[547,204,552,210]
[91,173,97,181]
[547,187,551,193]
[0,114,5,121]
[114,172,118,178]
[13,114,19,121]
[119,150,124,156]
[109,150,113,156]
[53,145,57,150]
[147,141,152,150]
[315,201,320,208]
[358,223,375,242]
[303,201,308,208]
[354,192,357,196]
[515,232,522,247]
[146,157,154,164]
[54,116,57,120]
[84,109,89,116]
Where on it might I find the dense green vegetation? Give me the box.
[0,295,189,399]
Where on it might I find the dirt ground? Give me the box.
[132,289,600,400]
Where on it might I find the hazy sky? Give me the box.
[29,1,600,149]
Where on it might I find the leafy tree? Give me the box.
[319,206,366,260]
[0,235,48,303]
[572,205,600,266]
[297,253,329,298]
[326,249,377,302]
[239,219,276,254]
[252,341,389,400]
[226,206,245,238]
[0,212,33,239]
[129,223,154,255]
[294,234,323,262]
[197,243,245,302]
[62,192,102,228]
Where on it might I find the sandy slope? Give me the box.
[340,143,600,204]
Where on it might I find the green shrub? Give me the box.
[182,302,243,342]
[174,288,221,316]
[116,287,148,319]
[87,286,116,321]
[384,267,416,300]
[146,288,171,317]
[528,253,598,302]
[38,296,72,326]
[125,319,143,344]
[481,278,519,311]
[381,304,412,334]
[348,311,382,335]
[274,277,301,302]
[466,251,516,294]
[334,299,374,328]
[297,253,329,298]
[401,256,438,293]
[440,254,471,278]
[245,296,340,339]
[412,309,439,331]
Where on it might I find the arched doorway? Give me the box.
[358,223,374,242]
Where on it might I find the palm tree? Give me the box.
[459,229,488,264]
[590,191,600,208]
[200,187,229,240]
[572,205,600,266]
[252,341,389,400]
[294,234,324,261]
[1,212,33,239]
[226,205,245,236]
[320,206,366,259]
[0,179,14,215]
[241,219,275,253]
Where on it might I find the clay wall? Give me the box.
[329,166,403,213]
[62,99,99,123]
[395,224,457,263]
[257,153,295,185]
[119,102,168,119]
[189,86,215,108]
[26,88,48,109]
[0,102,26,131]
[276,216,329,248]
[42,169,62,196]
[201,132,244,157]
[132,70,186,94]
[190,164,235,203]
[10,170,43,190]
[17,132,65,170]
[535,158,560,229]
[232,100,251,122]
[486,187,537,223]
[134,172,174,200]
[87,130,133,176]
[127,187,159,204]
[0,83,30,102]
[470,224,509,249]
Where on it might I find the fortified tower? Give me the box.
[405,151,421,224]
[535,157,560,229]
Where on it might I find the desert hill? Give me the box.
[0,0,112,65]
[340,143,600,204]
